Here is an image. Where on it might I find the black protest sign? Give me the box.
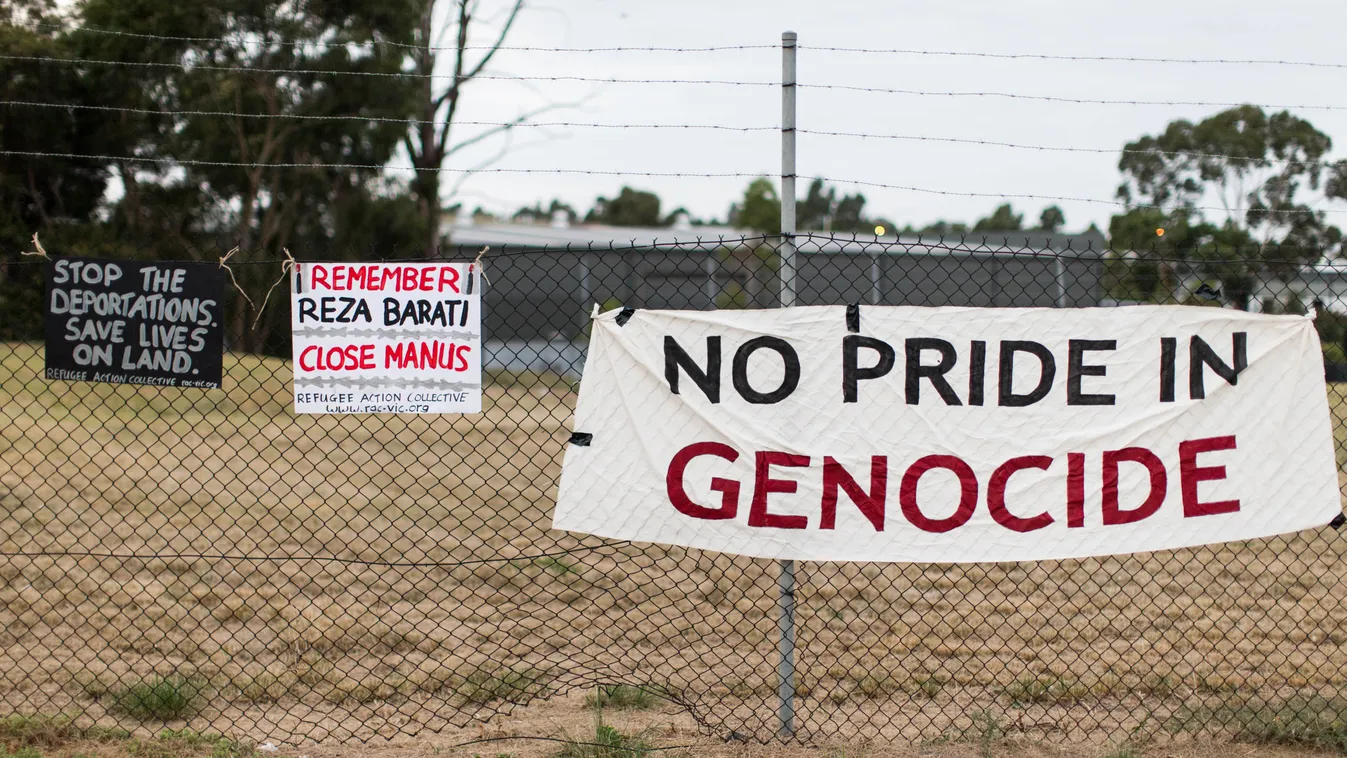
[44,257,225,388]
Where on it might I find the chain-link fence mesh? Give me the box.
[1,234,1345,746]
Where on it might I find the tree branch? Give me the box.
[464,0,523,81]
[443,128,520,199]
[442,100,573,158]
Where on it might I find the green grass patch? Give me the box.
[456,666,550,706]
[1002,674,1090,706]
[1224,695,1347,753]
[584,684,660,710]
[909,674,945,699]
[122,729,257,758]
[0,715,253,757]
[535,557,579,576]
[556,716,653,758]
[853,672,901,700]
[105,674,206,721]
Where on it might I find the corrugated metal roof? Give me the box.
[444,221,754,249]
[441,220,1108,256]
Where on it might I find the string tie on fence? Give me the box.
[218,246,255,312]
[21,233,49,260]
[472,245,491,287]
[254,247,297,329]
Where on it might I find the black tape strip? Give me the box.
[616,307,635,326]
[846,304,860,333]
[1330,513,1346,530]
[568,432,593,447]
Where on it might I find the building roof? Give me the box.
[442,217,1108,257]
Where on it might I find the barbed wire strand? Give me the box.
[0,100,774,131]
[0,53,776,85]
[1,148,1335,217]
[0,149,767,177]
[806,174,1336,216]
[796,128,1325,165]
[26,22,777,54]
[29,23,1347,69]
[795,46,1347,69]
[9,54,1347,113]
[1,100,1324,166]
[795,83,1347,111]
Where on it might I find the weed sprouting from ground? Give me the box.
[585,684,659,710]
[457,666,550,706]
[105,674,206,721]
[1001,673,1090,705]
[851,672,901,700]
[556,715,653,758]
[0,715,252,757]
[1103,719,1153,758]
[1224,695,1347,753]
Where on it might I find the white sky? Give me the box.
[435,0,1347,233]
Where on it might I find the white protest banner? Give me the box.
[291,262,481,414]
[554,306,1341,562]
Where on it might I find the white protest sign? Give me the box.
[291,262,481,414]
[554,306,1341,562]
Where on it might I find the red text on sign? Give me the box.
[308,264,461,294]
[664,436,1240,533]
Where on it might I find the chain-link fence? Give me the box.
[1,234,1345,746]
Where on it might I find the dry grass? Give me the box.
[2,342,1347,748]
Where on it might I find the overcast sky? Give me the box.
[423,0,1347,234]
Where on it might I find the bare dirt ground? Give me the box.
[2,344,1347,753]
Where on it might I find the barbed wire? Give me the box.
[796,128,1323,165]
[0,100,775,131]
[17,236,1326,260]
[795,83,1347,112]
[10,53,1347,113]
[803,174,1338,216]
[30,23,1347,69]
[1,147,1337,216]
[0,53,778,86]
[27,22,777,54]
[796,45,1347,69]
[1,100,1327,167]
[0,148,770,177]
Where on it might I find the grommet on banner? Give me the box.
[1330,513,1346,530]
[846,303,860,333]
[615,307,635,326]
[568,432,593,447]
[1194,283,1222,300]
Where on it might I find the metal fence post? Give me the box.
[780,32,798,308]
[776,29,799,740]
[1055,253,1068,308]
